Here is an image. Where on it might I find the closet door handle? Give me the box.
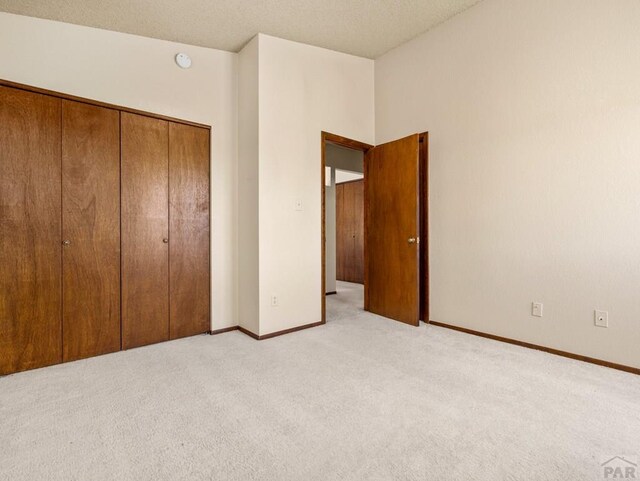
[62,240,71,246]
[163,238,169,244]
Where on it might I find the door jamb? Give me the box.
[321,132,373,324]
[419,132,429,322]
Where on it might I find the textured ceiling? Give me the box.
[0,0,482,58]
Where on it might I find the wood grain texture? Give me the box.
[336,183,345,281]
[353,180,365,283]
[0,79,210,130]
[0,86,62,374]
[323,132,373,152]
[419,133,430,322]
[336,180,364,283]
[365,134,420,326]
[61,100,121,362]
[121,112,169,349]
[169,122,210,339]
[363,148,372,312]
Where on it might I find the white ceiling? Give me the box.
[0,0,482,59]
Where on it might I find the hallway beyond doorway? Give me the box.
[326,281,364,322]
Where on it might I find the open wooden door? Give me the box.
[365,134,420,326]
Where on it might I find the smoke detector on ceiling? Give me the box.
[175,53,192,69]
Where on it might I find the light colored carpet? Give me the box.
[1,281,639,481]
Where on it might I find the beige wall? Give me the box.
[254,34,374,336]
[0,12,238,331]
[375,0,640,368]
[237,36,260,333]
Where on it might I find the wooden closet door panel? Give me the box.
[0,86,62,375]
[336,180,364,284]
[352,180,365,284]
[62,101,121,362]
[345,182,359,282]
[335,183,345,281]
[121,112,169,349]
[169,123,210,339]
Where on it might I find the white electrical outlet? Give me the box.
[594,310,608,328]
[271,295,279,307]
[532,302,543,317]
[295,199,303,211]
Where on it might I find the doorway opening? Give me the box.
[321,131,429,326]
[321,133,371,322]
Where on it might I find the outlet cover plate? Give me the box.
[532,302,543,317]
[594,310,608,328]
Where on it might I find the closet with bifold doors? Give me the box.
[121,113,211,348]
[0,81,210,376]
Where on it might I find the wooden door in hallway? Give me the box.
[336,179,364,284]
[365,134,420,326]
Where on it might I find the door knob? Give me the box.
[408,237,417,244]
[62,240,71,246]
[163,238,169,244]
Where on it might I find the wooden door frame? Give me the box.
[321,132,372,323]
[419,132,429,322]
[322,131,430,325]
